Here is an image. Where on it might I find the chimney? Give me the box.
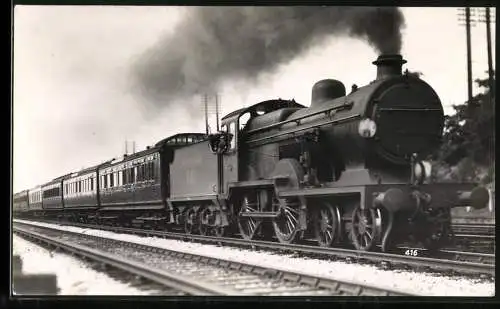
[372,54,407,80]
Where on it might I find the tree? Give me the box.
[432,72,495,183]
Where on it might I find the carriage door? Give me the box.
[220,120,239,194]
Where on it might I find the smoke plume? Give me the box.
[131,7,405,114]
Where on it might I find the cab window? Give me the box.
[239,112,251,131]
[228,122,236,150]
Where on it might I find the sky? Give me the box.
[12,6,496,193]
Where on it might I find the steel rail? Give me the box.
[13,223,415,296]
[14,219,495,277]
[13,226,241,295]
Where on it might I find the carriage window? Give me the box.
[150,162,156,180]
[187,136,193,143]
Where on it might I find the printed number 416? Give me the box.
[405,249,419,256]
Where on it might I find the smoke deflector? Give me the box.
[372,54,407,80]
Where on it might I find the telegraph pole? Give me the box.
[215,93,220,132]
[203,93,209,135]
[465,7,474,102]
[458,7,476,102]
[483,7,495,97]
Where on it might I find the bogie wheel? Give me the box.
[313,202,341,247]
[350,205,382,251]
[198,208,210,236]
[272,197,302,244]
[237,195,262,240]
[184,208,198,234]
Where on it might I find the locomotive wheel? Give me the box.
[212,226,226,237]
[270,158,306,244]
[237,198,262,240]
[272,197,302,244]
[199,208,210,236]
[184,208,198,234]
[350,205,382,251]
[313,202,341,247]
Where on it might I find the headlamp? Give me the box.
[358,118,377,138]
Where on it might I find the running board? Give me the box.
[239,211,280,218]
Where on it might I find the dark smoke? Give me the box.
[131,7,405,114]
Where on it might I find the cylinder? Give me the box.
[456,186,490,210]
[373,188,414,212]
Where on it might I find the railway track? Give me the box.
[452,223,495,237]
[14,219,495,278]
[451,223,495,253]
[13,222,415,296]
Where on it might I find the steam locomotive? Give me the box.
[13,54,491,252]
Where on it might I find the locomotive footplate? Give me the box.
[136,216,168,221]
[278,186,365,199]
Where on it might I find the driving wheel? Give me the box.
[314,202,341,247]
